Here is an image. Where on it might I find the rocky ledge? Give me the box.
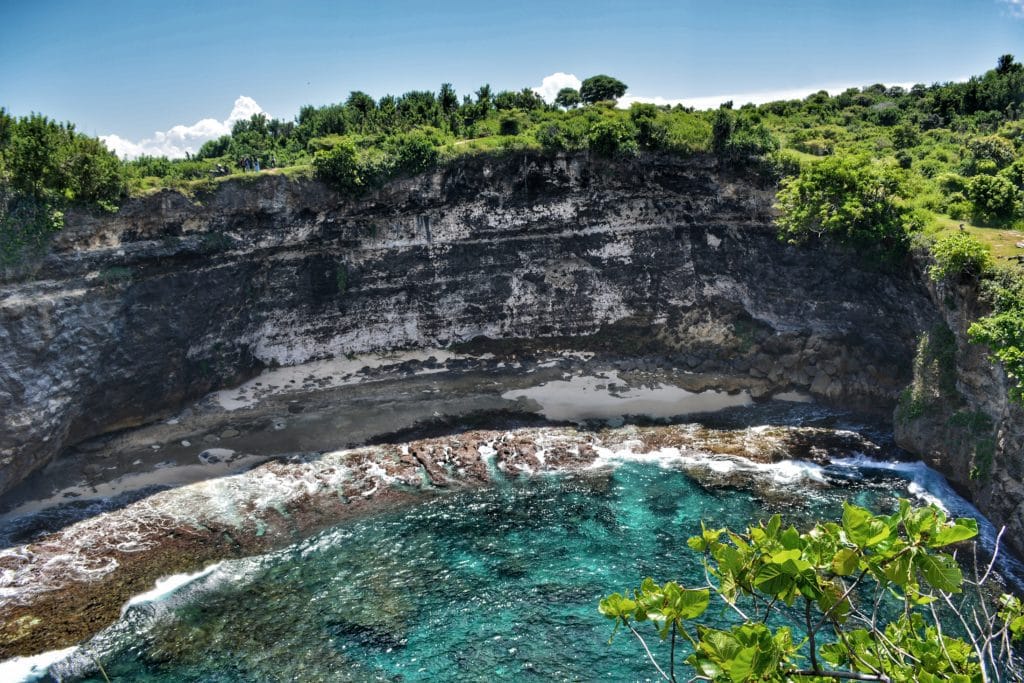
[0,423,886,659]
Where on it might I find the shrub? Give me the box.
[587,119,637,158]
[775,153,916,253]
[386,130,439,175]
[968,135,1016,170]
[929,232,993,281]
[498,112,524,136]
[967,174,1018,223]
[600,501,1024,682]
[312,139,363,192]
[969,269,1024,401]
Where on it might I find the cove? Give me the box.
[20,429,1019,682]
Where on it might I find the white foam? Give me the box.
[0,453,272,525]
[587,444,827,485]
[121,562,223,616]
[0,646,78,682]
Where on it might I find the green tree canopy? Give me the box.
[580,75,628,104]
[775,154,918,253]
[600,500,1024,682]
[554,87,581,109]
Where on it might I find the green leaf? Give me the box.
[675,588,711,620]
[753,562,792,597]
[831,547,859,576]
[598,593,637,619]
[880,550,914,587]
[842,502,890,548]
[726,646,757,683]
[928,518,978,548]
[915,551,964,593]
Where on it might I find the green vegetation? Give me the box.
[896,324,959,423]
[579,74,628,105]
[4,57,1024,398]
[968,269,1024,401]
[775,154,918,254]
[600,501,1024,682]
[0,109,127,266]
[929,232,994,281]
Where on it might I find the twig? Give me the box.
[786,668,890,682]
[670,621,678,683]
[805,598,819,671]
[627,622,671,681]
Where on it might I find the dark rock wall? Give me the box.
[895,273,1024,556]
[0,153,939,495]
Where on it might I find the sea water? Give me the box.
[38,455,987,682]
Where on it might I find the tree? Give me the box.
[475,84,493,110]
[554,87,581,109]
[345,91,378,133]
[996,54,1020,76]
[775,153,918,253]
[600,501,1024,682]
[439,83,459,116]
[580,75,628,105]
[967,174,1018,223]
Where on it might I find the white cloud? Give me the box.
[100,96,266,159]
[617,82,916,111]
[1001,0,1024,18]
[532,72,582,103]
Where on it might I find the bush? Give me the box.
[386,130,440,175]
[537,120,589,153]
[968,135,1016,170]
[929,232,994,281]
[775,153,916,253]
[967,174,1018,223]
[713,110,779,163]
[969,269,1024,401]
[600,501,1024,682]
[630,103,668,150]
[312,139,363,192]
[498,112,525,136]
[587,119,637,158]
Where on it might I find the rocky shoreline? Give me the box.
[0,422,885,659]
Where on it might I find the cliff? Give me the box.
[0,152,939,496]
[895,271,1024,556]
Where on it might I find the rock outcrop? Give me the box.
[0,152,939,495]
[895,271,1024,557]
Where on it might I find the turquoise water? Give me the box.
[48,460,921,682]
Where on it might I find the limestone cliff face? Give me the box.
[0,152,938,495]
[895,273,1024,556]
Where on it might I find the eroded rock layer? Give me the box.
[0,153,938,494]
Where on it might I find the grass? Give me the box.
[924,214,1024,266]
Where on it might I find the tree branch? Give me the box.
[627,622,671,681]
[787,668,890,682]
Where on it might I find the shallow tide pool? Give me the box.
[38,458,941,682]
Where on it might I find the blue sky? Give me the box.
[1,0,1021,157]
